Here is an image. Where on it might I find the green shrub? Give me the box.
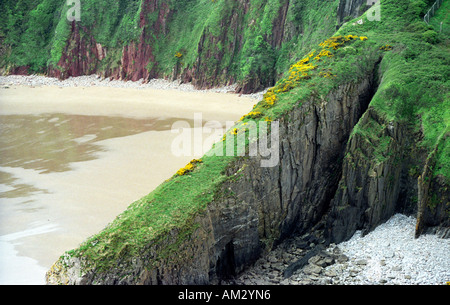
[422,30,439,44]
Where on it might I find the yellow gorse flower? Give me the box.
[319,34,363,50]
[176,159,203,176]
[380,44,393,51]
[239,34,368,119]
[320,71,335,78]
[314,49,334,61]
[246,111,263,119]
[261,90,278,107]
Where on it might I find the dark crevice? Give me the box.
[324,59,381,207]
[216,241,236,280]
[283,57,382,248]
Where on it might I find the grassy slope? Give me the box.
[429,0,450,36]
[427,0,450,180]
[59,0,449,274]
[0,0,67,72]
[346,0,450,182]
[1,0,340,86]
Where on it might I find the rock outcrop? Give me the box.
[337,0,377,25]
[416,132,450,238]
[326,105,449,243]
[48,21,106,79]
[325,107,407,243]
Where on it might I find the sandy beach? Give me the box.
[0,76,256,284]
[0,85,255,120]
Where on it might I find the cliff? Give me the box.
[2,0,447,285]
[46,54,382,285]
[1,0,349,93]
[43,0,449,285]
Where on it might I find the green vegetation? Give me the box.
[0,0,144,71]
[71,153,234,271]
[2,0,448,276]
[429,0,450,37]
[64,0,447,273]
[0,0,340,89]
[0,0,66,72]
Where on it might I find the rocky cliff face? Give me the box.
[4,0,369,93]
[48,0,168,81]
[338,0,368,25]
[325,107,409,243]
[326,98,449,243]
[416,132,450,238]
[46,44,448,284]
[34,0,449,285]
[48,21,105,79]
[178,0,249,90]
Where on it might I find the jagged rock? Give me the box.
[308,253,335,268]
[337,0,376,25]
[337,254,350,263]
[295,240,309,250]
[308,255,322,266]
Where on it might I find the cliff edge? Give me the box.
[44,0,449,285]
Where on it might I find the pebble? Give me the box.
[0,75,265,99]
[355,259,368,266]
[225,214,449,285]
[322,214,450,285]
[337,254,349,263]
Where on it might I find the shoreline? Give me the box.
[1,75,448,286]
[0,80,256,285]
[0,75,267,100]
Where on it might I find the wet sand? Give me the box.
[0,85,255,284]
[0,86,253,120]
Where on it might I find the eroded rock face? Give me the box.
[49,0,166,82]
[48,21,106,79]
[325,107,408,243]
[416,133,450,239]
[46,61,381,285]
[337,0,372,25]
[325,105,449,243]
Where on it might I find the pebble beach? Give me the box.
[231,214,450,285]
[0,75,265,100]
